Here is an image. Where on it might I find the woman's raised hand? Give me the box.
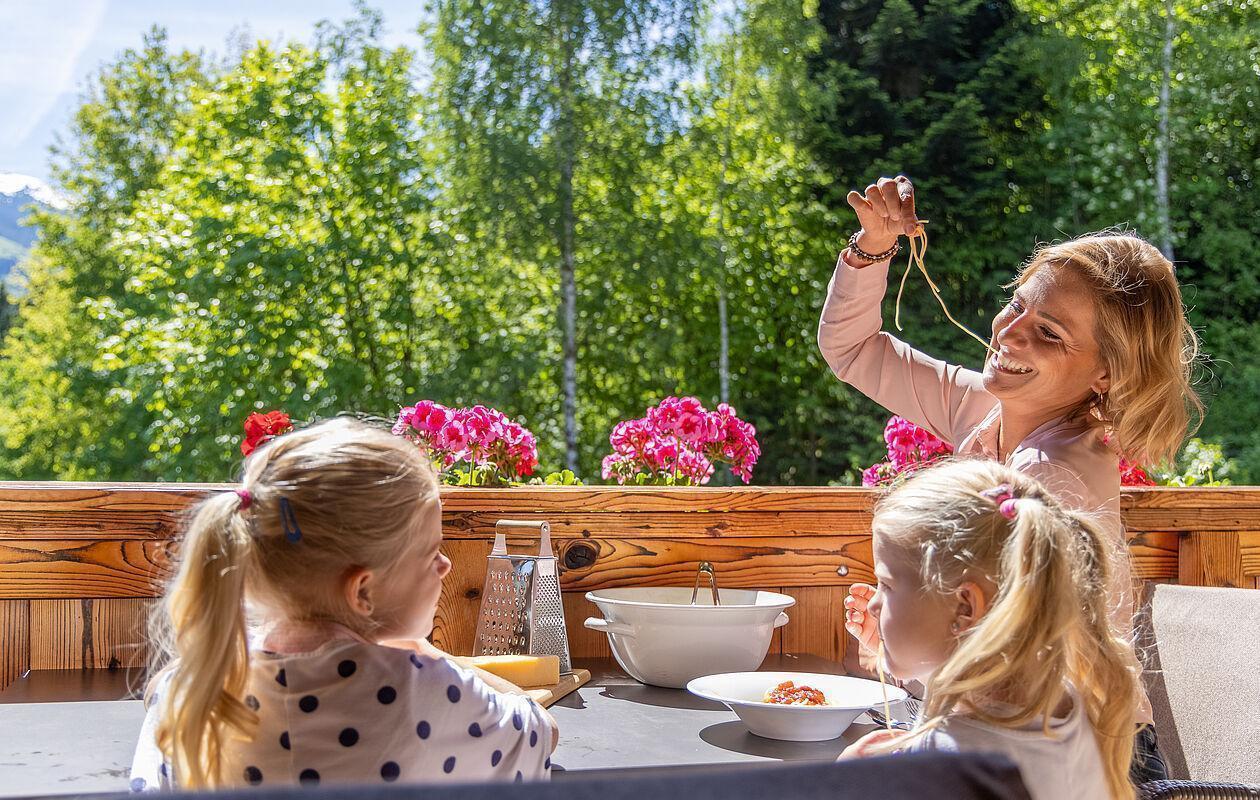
[845,175,919,256]
[843,582,881,655]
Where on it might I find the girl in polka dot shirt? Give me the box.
[130,418,558,791]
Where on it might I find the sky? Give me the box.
[0,0,429,185]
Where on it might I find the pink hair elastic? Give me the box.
[981,484,1018,519]
[234,488,252,509]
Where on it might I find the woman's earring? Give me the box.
[950,621,961,634]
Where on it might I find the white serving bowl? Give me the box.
[584,587,794,688]
[687,671,909,742]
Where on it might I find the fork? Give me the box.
[866,708,912,731]
[866,697,921,731]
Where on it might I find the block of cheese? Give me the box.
[462,654,560,688]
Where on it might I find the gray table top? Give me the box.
[0,655,883,797]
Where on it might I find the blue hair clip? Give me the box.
[278,497,303,543]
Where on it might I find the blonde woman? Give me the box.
[821,176,1202,783]
[841,460,1140,800]
[129,418,557,791]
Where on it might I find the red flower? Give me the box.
[242,410,293,456]
[1119,458,1156,487]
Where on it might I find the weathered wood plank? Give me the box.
[1179,531,1246,588]
[0,509,873,542]
[6,482,1260,517]
[0,541,170,599]
[563,593,611,660]
[554,537,873,591]
[1127,531,1179,581]
[0,484,877,513]
[779,586,846,663]
[29,598,153,670]
[1194,530,1260,584]
[1121,510,1260,532]
[435,536,872,595]
[430,541,483,657]
[438,487,878,513]
[442,511,874,539]
[1120,488,1260,511]
[1241,531,1260,578]
[0,599,29,691]
[0,531,1177,603]
[0,511,182,540]
[0,485,218,512]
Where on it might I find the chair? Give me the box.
[1141,584,1260,797]
[1138,781,1260,799]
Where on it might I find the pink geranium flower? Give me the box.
[392,402,539,486]
[863,416,954,486]
[601,396,759,486]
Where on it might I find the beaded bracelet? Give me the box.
[847,231,901,262]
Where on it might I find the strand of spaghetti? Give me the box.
[892,238,916,332]
[913,232,996,353]
[876,641,893,732]
[895,225,997,355]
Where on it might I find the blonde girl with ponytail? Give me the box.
[129,418,557,791]
[840,459,1140,800]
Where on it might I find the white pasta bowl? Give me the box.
[584,587,794,688]
[686,671,909,742]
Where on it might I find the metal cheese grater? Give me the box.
[472,519,572,673]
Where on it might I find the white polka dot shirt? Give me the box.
[129,640,554,790]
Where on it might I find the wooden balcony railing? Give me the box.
[1,483,1257,691]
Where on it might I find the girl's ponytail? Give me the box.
[922,499,1079,730]
[1064,511,1142,800]
[154,491,255,788]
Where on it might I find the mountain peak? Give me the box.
[0,172,68,210]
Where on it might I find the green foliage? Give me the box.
[447,464,510,487]
[1154,438,1237,487]
[0,283,14,341]
[528,470,584,486]
[0,2,1257,484]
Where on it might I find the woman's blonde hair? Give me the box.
[874,459,1139,800]
[1015,232,1202,467]
[152,417,440,789]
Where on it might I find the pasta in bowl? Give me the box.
[686,671,908,742]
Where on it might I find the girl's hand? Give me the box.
[843,583,882,656]
[838,728,912,760]
[845,175,919,257]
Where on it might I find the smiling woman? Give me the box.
[817,175,1203,784]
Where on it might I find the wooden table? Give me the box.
[0,655,882,797]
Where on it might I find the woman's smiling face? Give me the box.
[982,262,1110,415]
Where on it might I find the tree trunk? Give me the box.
[715,134,732,408]
[1155,0,1175,261]
[556,5,580,472]
[715,4,740,409]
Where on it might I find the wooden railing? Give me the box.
[1,483,1257,691]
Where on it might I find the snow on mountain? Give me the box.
[0,172,68,210]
